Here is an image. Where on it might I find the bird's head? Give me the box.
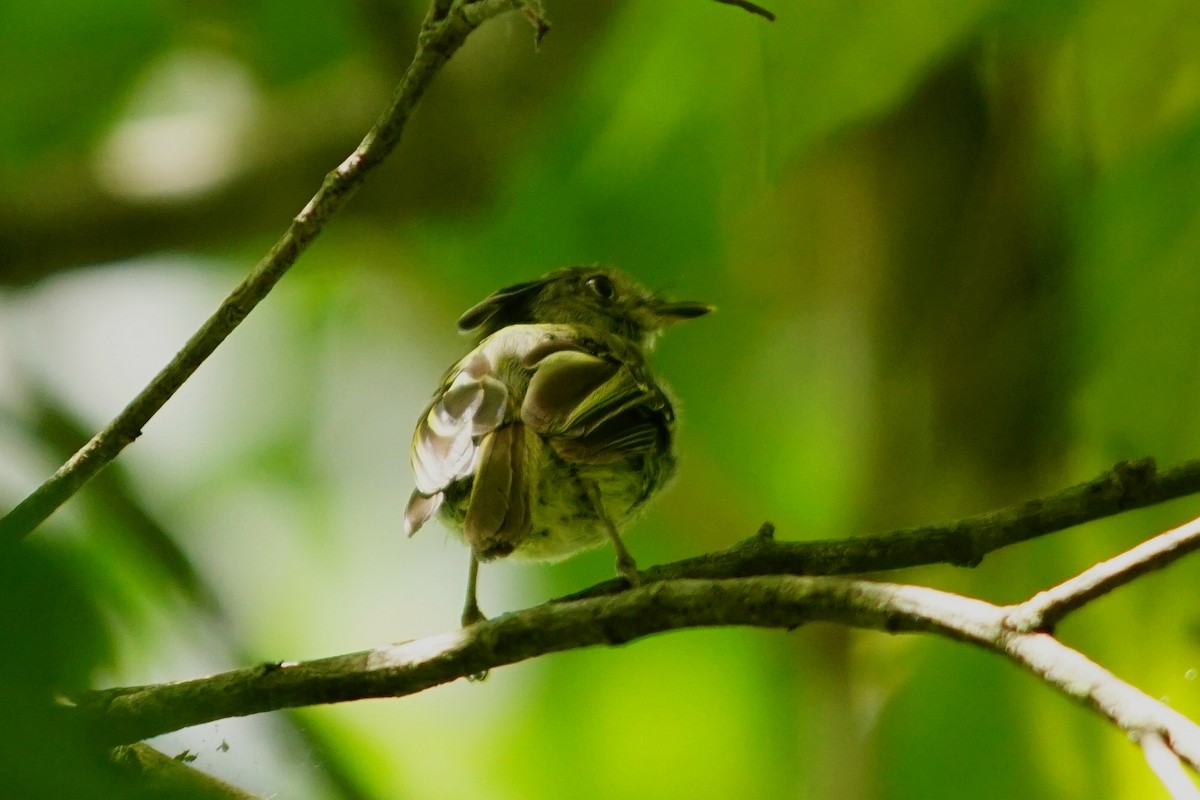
[456,266,712,348]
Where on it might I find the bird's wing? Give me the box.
[520,337,673,466]
[404,326,565,543]
[404,327,674,547]
[404,348,510,538]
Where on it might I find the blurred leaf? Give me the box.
[761,0,1000,173]
[0,539,128,797]
[875,643,1069,800]
[13,383,381,800]
[223,0,370,87]
[1074,0,1200,167]
[1073,116,1200,459]
[0,0,170,168]
[29,383,221,611]
[519,632,789,800]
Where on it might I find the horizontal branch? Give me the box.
[562,457,1200,599]
[83,575,1200,775]
[81,578,992,742]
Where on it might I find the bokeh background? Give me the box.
[3,0,1200,797]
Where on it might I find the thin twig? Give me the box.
[560,457,1200,600]
[712,0,776,21]
[110,742,263,800]
[81,575,1200,774]
[1000,632,1200,771]
[1141,732,1200,799]
[0,0,524,545]
[1006,514,1200,632]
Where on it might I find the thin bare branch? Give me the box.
[0,0,525,544]
[82,577,933,744]
[1001,632,1200,771]
[0,0,782,544]
[713,0,777,21]
[110,742,263,800]
[81,575,1200,774]
[1141,732,1200,799]
[1006,514,1200,632]
[560,458,1200,600]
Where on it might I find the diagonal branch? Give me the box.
[561,457,1200,599]
[110,742,263,800]
[1141,733,1200,800]
[82,575,1200,777]
[0,0,527,545]
[1005,513,1200,633]
[0,0,776,545]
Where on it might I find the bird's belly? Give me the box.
[440,447,669,563]
[516,455,651,561]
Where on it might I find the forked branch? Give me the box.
[83,534,1200,776]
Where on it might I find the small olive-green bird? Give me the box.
[404,266,712,626]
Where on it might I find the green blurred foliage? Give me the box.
[0,0,169,165]
[2,0,1200,797]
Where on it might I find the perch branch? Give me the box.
[561,457,1200,599]
[79,577,1015,742]
[83,574,1200,781]
[0,0,527,545]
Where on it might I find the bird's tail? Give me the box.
[465,422,533,560]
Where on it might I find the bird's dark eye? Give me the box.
[585,275,616,301]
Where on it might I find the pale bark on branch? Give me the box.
[81,512,1200,758]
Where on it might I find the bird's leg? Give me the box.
[460,553,491,682]
[585,479,641,587]
[461,552,487,627]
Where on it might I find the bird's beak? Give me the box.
[653,300,715,324]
